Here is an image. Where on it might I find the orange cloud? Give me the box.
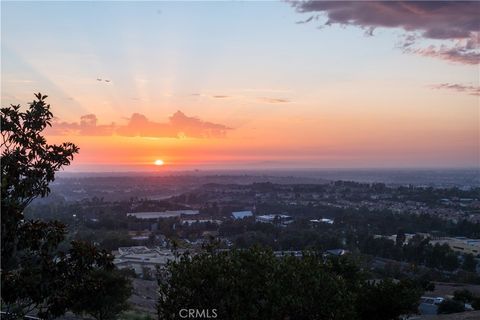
[258,97,290,104]
[47,111,231,138]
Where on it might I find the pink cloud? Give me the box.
[291,1,480,64]
[48,111,231,138]
[429,83,480,96]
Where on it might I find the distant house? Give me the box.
[324,249,348,256]
[127,210,200,220]
[113,246,177,275]
[231,210,253,219]
[430,237,480,256]
[181,219,222,225]
[256,214,292,225]
[310,218,334,225]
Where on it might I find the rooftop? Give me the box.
[127,210,199,219]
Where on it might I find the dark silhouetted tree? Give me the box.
[453,289,474,304]
[396,229,406,246]
[158,247,423,320]
[1,93,131,319]
[356,279,422,320]
[438,299,465,314]
[1,93,79,270]
[462,253,477,272]
[68,268,132,320]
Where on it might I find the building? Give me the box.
[127,210,200,220]
[430,237,480,256]
[374,233,422,245]
[310,218,334,225]
[181,219,222,226]
[231,210,253,219]
[256,214,292,225]
[113,246,177,275]
[324,249,349,256]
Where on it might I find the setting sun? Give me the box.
[154,159,164,166]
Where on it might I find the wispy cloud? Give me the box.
[290,1,480,65]
[6,79,35,84]
[258,97,290,104]
[47,111,232,138]
[429,83,480,96]
[189,92,292,104]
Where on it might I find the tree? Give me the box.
[158,248,356,320]
[453,289,474,304]
[1,94,132,319]
[158,247,424,320]
[1,93,79,270]
[462,253,477,272]
[437,299,465,314]
[142,266,154,280]
[68,269,132,320]
[395,229,406,246]
[356,279,422,320]
[472,297,480,310]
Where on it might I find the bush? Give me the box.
[158,247,423,320]
[438,299,465,314]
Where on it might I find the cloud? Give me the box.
[258,97,291,104]
[212,95,230,99]
[47,111,231,138]
[49,114,115,136]
[429,83,480,96]
[296,15,315,24]
[410,44,480,65]
[291,1,480,64]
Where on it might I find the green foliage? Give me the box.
[361,235,461,272]
[1,94,131,319]
[472,297,480,310]
[396,229,406,246]
[453,289,474,303]
[1,93,79,270]
[1,93,78,204]
[462,253,477,272]
[68,269,132,320]
[119,310,154,320]
[1,93,80,317]
[356,279,422,320]
[74,228,137,251]
[437,299,465,314]
[142,266,155,280]
[158,248,423,320]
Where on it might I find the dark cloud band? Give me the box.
[291,1,480,64]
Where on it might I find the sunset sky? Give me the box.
[2,1,479,171]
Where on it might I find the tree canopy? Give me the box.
[158,247,423,320]
[1,93,131,319]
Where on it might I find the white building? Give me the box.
[310,218,334,225]
[231,211,253,219]
[127,210,199,219]
[430,237,480,256]
[181,219,222,226]
[113,246,177,275]
[256,214,292,225]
